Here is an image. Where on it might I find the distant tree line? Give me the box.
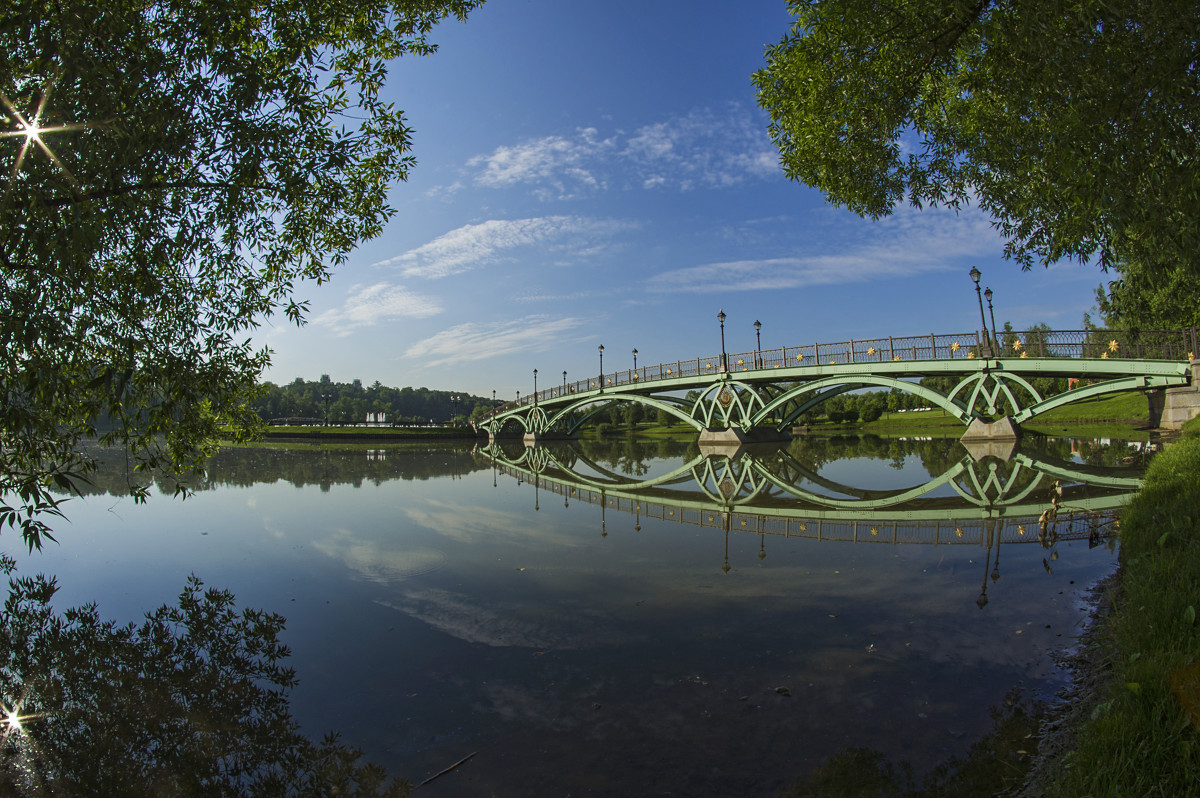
[253,376,492,426]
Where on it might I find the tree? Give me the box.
[1,0,482,548]
[754,1,1200,282]
[1096,255,1200,331]
[859,394,884,423]
[621,402,642,429]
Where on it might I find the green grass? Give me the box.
[1027,392,1148,424]
[851,393,1151,438]
[859,409,965,433]
[1045,419,1200,796]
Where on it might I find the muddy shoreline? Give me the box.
[1018,571,1120,795]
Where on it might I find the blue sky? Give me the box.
[258,0,1107,399]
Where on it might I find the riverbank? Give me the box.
[1030,416,1200,794]
[260,425,482,442]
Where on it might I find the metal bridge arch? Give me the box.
[759,375,973,430]
[692,380,771,430]
[1012,375,1175,424]
[483,393,705,437]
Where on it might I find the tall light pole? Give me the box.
[969,267,990,357]
[533,369,538,406]
[598,344,604,389]
[985,287,998,352]
[753,320,762,368]
[563,370,567,392]
[632,348,638,373]
[717,309,727,371]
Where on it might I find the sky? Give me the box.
[257,0,1108,400]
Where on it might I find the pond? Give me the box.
[4,434,1145,796]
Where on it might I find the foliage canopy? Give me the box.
[754,0,1200,280]
[1,0,482,548]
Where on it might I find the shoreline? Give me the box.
[1027,418,1200,795]
[1018,572,1120,795]
[260,429,484,443]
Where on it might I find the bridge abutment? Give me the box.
[697,427,792,447]
[959,416,1021,461]
[522,431,576,444]
[1147,364,1200,430]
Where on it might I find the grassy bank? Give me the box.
[854,393,1150,436]
[1044,416,1200,795]
[260,425,481,440]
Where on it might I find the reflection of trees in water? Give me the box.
[71,445,486,498]
[575,437,697,474]
[66,437,1146,502]
[782,434,1093,479]
[781,690,1040,798]
[0,565,409,797]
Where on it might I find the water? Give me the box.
[5,435,1137,796]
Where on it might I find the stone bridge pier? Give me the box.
[1148,358,1200,429]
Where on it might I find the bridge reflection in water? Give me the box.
[479,439,1137,606]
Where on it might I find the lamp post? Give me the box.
[562,370,567,392]
[632,348,638,380]
[598,344,604,389]
[985,287,998,352]
[717,309,727,371]
[533,369,538,405]
[969,267,990,357]
[492,389,496,405]
[754,320,762,368]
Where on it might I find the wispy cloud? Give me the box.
[311,282,443,336]
[463,104,780,198]
[404,315,589,366]
[645,207,1001,293]
[372,216,634,279]
[622,106,780,190]
[468,127,617,200]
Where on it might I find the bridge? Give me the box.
[479,328,1199,446]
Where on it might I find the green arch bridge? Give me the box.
[478,328,1199,445]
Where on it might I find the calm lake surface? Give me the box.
[12,434,1142,796]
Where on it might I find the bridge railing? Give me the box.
[484,328,1197,419]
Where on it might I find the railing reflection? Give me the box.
[479,440,1136,548]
